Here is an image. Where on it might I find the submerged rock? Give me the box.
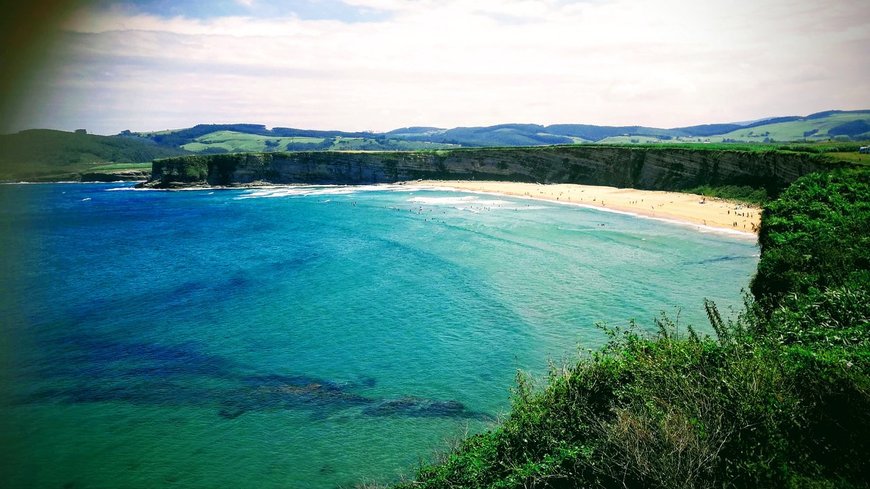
[363,396,491,420]
[27,333,488,422]
[218,375,374,419]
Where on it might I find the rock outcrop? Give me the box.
[140,146,839,193]
[80,169,151,182]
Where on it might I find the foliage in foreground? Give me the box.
[752,170,870,309]
[388,169,870,489]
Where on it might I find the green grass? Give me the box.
[178,130,460,153]
[586,141,866,169]
[683,184,769,205]
[826,152,870,165]
[180,130,326,153]
[88,162,153,171]
[717,112,870,143]
[178,142,211,152]
[776,141,868,153]
[197,131,323,145]
[137,128,183,136]
[597,135,666,144]
[126,111,870,153]
[537,133,591,144]
[579,113,870,144]
[564,136,591,144]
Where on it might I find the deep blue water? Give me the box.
[0,182,758,488]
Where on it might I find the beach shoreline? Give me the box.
[11,179,761,238]
[406,180,761,238]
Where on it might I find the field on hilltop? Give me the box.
[177,130,461,153]
[714,111,870,143]
[180,130,328,152]
[146,111,870,154]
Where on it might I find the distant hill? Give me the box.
[0,129,187,181]
[125,124,459,153]
[127,110,869,154]
[714,111,870,143]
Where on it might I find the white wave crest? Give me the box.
[234,184,415,200]
[407,196,510,206]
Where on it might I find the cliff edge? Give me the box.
[140,146,839,194]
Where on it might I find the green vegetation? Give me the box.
[596,135,665,144]
[180,130,326,152]
[131,124,458,154]
[128,111,870,153]
[751,170,870,310]
[601,141,868,172]
[683,184,769,205]
[388,169,870,489]
[826,152,870,165]
[174,130,460,153]
[717,112,870,143]
[773,141,868,154]
[330,137,457,151]
[382,111,869,146]
[0,129,186,181]
[88,162,153,172]
[599,140,867,157]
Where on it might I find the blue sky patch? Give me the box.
[93,0,392,22]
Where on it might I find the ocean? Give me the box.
[0,182,758,488]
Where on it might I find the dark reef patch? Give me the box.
[364,396,493,421]
[21,334,488,422]
[688,254,756,265]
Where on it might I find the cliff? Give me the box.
[80,169,151,182]
[140,146,839,194]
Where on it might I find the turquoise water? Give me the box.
[0,182,758,488]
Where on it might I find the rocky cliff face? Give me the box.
[80,169,151,182]
[141,146,836,193]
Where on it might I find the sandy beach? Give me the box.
[411,180,761,237]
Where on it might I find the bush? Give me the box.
[752,170,870,309]
[685,184,769,204]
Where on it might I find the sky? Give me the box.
[5,0,870,134]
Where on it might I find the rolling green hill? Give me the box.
[129,110,870,155]
[0,129,187,181]
[128,124,459,153]
[714,111,870,143]
[176,130,458,153]
[179,130,328,152]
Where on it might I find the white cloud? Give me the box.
[14,0,870,133]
